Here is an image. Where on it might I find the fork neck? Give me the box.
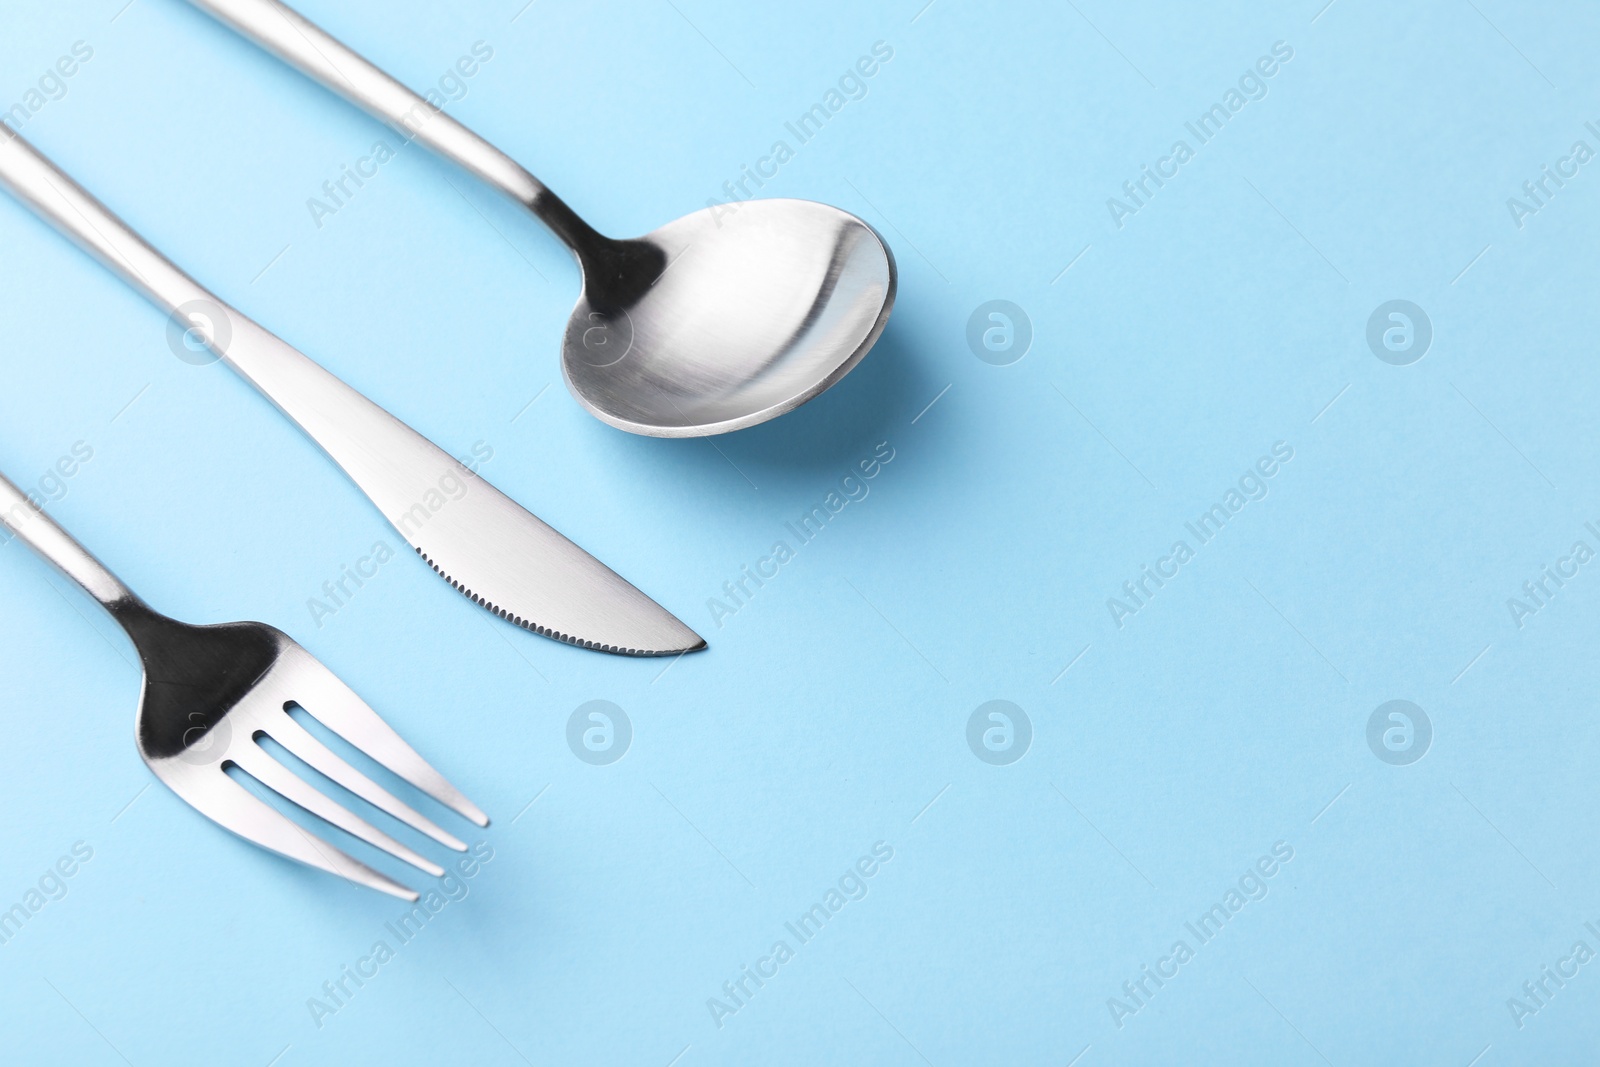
[0,474,143,616]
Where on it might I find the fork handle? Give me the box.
[0,474,137,611]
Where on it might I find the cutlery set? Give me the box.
[1,0,896,897]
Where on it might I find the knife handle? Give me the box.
[186,0,543,207]
[0,128,211,330]
[0,127,473,537]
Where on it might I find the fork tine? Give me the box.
[286,648,489,827]
[231,743,446,878]
[262,710,468,852]
[155,763,419,901]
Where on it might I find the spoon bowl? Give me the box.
[562,199,897,437]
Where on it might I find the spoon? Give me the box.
[188,0,898,438]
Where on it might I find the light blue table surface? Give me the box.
[3,0,1599,1063]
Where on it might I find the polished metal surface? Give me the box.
[187,0,898,438]
[0,473,487,901]
[0,127,705,657]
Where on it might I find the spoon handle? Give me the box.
[187,0,544,206]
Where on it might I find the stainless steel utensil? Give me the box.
[0,127,704,657]
[0,473,486,900]
[187,0,898,438]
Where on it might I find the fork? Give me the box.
[0,472,488,901]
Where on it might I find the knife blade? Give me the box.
[0,128,705,656]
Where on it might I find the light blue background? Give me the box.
[2,0,1599,1063]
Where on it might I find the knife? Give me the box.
[0,128,706,657]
